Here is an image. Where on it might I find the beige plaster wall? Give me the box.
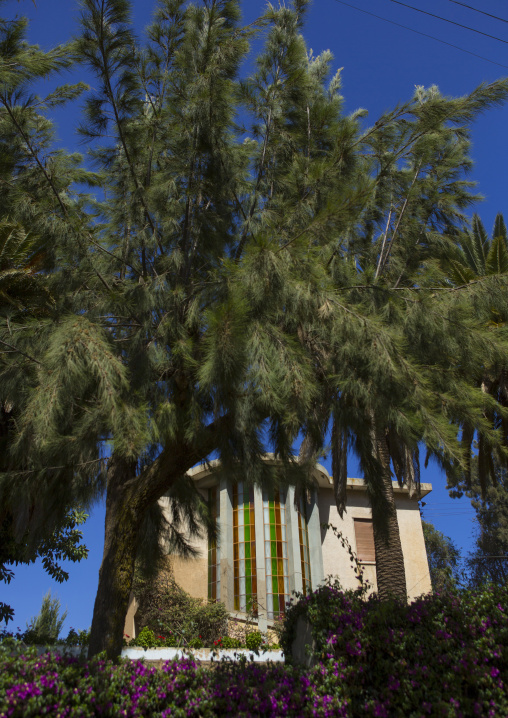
[171,555,209,600]
[396,494,432,599]
[318,487,372,591]
[317,487,431,599]
[124,593,139,640]
[159,494,210,601]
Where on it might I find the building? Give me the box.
[124,458,432,637]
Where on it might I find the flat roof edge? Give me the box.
[186,460,432,497]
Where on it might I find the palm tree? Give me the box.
[320,89,508,600]
[442,213,508,497]
[0,219,52,315]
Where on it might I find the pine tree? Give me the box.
[25,590,67,644]
[1,0,367,658]
[2,0,508,653]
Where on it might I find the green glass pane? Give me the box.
[271,540,276,558]
[245,542,251,559]
[246,558,251,577]
[245,526,250,542]
[270,524,276,541]
[270,507,275,524]
[272,557,278,575]
[244,505,250,524]
[234,596,239,611]
[246,575,252,596]
[273,593,279,612]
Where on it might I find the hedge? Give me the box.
[1,584,507,716]
[280,580,508,717]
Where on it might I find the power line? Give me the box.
[387,0,508,45]
[448,0,508,25]
[331,0,508,70]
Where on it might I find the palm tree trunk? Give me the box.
[88,455,141,660]
[371,428,407,601]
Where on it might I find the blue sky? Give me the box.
[2,0,505,632]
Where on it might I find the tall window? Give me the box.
[298,497,312,595]
[208,486,220,600]
[233,482,257,612]
[263,488,289,619]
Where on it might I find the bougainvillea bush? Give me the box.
[0,645,348,717]
[1,584,507,717]
[281,580,508,717]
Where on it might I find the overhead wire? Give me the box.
[447,0,508,25]
[386,0,508,45]
[331,0,508,70]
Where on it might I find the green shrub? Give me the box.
[219,636,244,649]
[63,628,90,646]
[281,579,508,716]
[189,637,204,649]
[24,591,67,645]
[132,561,228,647]
[0,625,89,647]
[130,626,166,649]
[245,631,264,652]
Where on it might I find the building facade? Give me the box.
[125,458,432,636]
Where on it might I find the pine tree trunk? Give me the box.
[371,429,407,601]
[88,456,141,660]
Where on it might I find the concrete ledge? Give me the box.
[10,644,284,663]
[122,647,285,663]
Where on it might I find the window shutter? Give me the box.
[354,519,375,562]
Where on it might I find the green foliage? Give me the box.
[422,519,462,592]
[466,466,508,587]
[0,219,52,316]
[218,635,243,649]
[1,0,508,654]
[0,624,89,647]
[245,631,264,652]
[0,645,347,717]
[0,509,88,624]
[1,592,507,717]
[280,580,508,715]
[440,213,508,498]
[130,626,166,650]
[132,563,228,647]
[24,591,67,645]
[62,627,90,647]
